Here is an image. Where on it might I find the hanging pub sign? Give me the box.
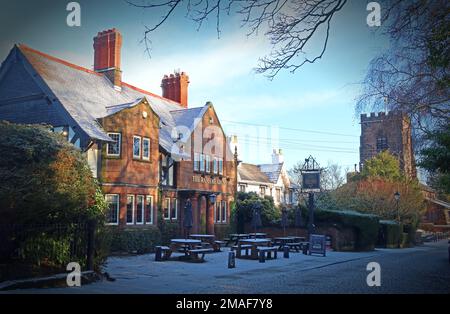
[309,234,326,257]
[300,155,321,193]
[302,171,321,193]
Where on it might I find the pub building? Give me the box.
[0,28,237,236]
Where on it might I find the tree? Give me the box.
[0,121,105,225]
[357,0,449,138]
[0,121,107,266]
[321,161,345,190]
[359,151,402,181]
[418,124,450,196]
[321,151,425,225]
[127,0,347,78]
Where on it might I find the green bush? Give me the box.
[377,220,401,248]
[235,192,280,229]
[159,222,180,245]
[107,227,161,254]
[0,122,107,269]
[314,209,380,251]
[20,234,71,267]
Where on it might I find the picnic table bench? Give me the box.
[155,245,172,261]
[257,246,278,261]
[187,248,214,262]
[231,244,252,257]
[214,240,227,252]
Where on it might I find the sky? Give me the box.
[0,0,390,173]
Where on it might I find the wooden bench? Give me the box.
[223,238,231,246]
[155,246,172,261]
[257,246,278,261]
[214,240,227,252]
[286,242,302,252]
[187,248,214,261]
[231,244,252,257]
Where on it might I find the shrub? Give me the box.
[377,220,402,248]
[107,227,161,254]
[0,122,107,268]
[313,209,380,251]
[235,192,280,229]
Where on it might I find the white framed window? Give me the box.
[199,154,205,172]
[145,196,153,224]
[142,138,150,160]
[239,184,246,192]
[221,201,227,223]
[171,198,178,220]
[194,153,200,171]
[260,186,266,197]
[107,133,121,156]
[163,198,170,220]
[126,195,135,225]
[133,136,141,159]
[136,195,144,224]
[205,155,211,172]
[105,194,119,225]
[213,157,218,174]
[218,158,223,175]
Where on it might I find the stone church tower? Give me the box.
[360,111,416,178]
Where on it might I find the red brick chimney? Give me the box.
[161,71,189,108]
[93,28,122,89]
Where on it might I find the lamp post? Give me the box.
[394,191,400,223]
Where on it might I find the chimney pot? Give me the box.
[93,28,123,88]
[161,71,190,108]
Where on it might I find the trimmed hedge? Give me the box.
[107,227,161,254]
[314,209,380,251]
[377,220,401,248]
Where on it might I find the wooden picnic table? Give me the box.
[228,233,250,245]
[273,236,307,251]
[248,232,268,239]
[170,239,201,257]
[189,234,220,251]
[238,238,272,259]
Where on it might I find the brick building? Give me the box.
[359,111,416,178]
[0,28,237,235]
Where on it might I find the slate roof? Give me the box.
[16,44,208,152]
[238,163,271,184]
[258,163,284,184]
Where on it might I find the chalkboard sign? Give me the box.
[309,234,326,256]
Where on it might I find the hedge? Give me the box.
[107,227,161,254]
[377,220,401,248]
[313,209,380,251]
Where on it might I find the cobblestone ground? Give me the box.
[4,240,450,294]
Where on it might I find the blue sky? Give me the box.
[0,0,389,172]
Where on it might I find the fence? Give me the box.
[0,222,95,274]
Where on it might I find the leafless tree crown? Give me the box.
[126,0,347,78]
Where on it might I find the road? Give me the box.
[4,240,450,294]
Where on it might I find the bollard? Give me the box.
[283,246,289,258]
[447,239,450,262]
[259,251,265,263]
[155,246,162,262]
[302,244,308,255]
[228,251,236,268]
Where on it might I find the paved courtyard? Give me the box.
[4,240,450,294]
